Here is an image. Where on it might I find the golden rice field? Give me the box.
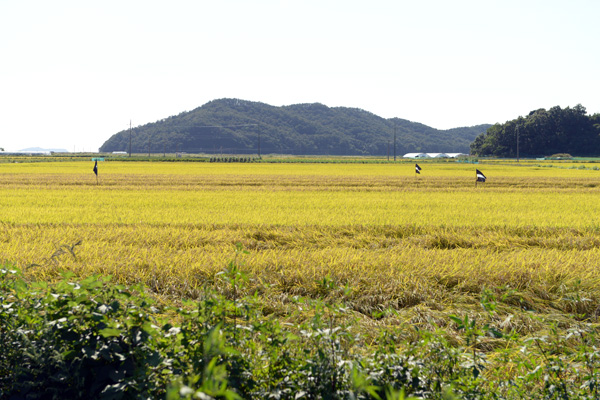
[2,159,600,335]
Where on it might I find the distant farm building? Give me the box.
[403,153,429,158]
[403,152,466,159]
[445,153,466,158]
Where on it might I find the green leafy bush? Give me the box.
[4,264,600,399]
[0,268,175,399]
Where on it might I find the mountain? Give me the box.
[99,99,491,156]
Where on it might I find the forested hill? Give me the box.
[99,99,491,155]
[470,104,600,157]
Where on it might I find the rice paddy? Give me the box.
[2,159,600,334]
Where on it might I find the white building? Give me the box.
[403,153,428,158]
[403,152,467,159]
[426,153,448,158]
[446,153,466,158]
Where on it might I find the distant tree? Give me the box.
[470,104,600,157]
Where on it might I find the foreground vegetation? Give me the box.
[4,263,600,399]
[2,159,600,398]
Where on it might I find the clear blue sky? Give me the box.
[1,0,599,152]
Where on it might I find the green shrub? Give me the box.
[0,268,176,399]
[4,263,600,399]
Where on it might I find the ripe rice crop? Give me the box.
[5,158,600,397]
[2,160,600,333]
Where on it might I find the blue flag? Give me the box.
[93,161,98,176]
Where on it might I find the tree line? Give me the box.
[470,104,600,157]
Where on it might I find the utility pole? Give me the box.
[148,135,150,157]
[516,124,520,163]
[128,120,132,157]
[258,130,261,158]
[387,141,390,161]
[393,125,397,161]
